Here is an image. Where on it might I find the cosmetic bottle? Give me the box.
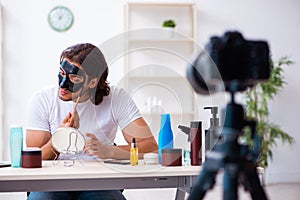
[190,121,202,166]
[158,114,174,164]
[130,138,138,166]
[204,107,221,152]
[179,121,202,166]
[178,125,191,166]
[10,126,23,168]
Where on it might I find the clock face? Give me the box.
[48,6,74,32]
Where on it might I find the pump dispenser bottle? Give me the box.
[178,121,202,166]
[204,107,221,152]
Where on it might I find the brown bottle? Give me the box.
[190,121,202,166]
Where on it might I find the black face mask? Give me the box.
[58,59,86,93]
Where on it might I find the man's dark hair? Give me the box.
[60,43,110,105]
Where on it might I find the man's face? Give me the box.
[58,59,86,101]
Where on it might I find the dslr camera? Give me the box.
[187,31,270,94]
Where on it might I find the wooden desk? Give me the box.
[0,160,201,200]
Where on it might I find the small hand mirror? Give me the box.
[51,127,85,154]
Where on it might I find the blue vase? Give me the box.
[158,114,174,164]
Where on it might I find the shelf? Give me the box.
[125,63,190,81]
[141,112,195,117]
[126,43,195,67]
[128,75,184,80]
[125,27,195,43]
[124,2,198,134]
[125,3,197,38]
[127,3,195,7]
[128,38,194,43]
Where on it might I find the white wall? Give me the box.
[0,0,299,186]
[261,0,300,181]
[195,0,300,183]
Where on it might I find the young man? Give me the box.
[26,43,158,200]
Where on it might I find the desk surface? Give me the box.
[0,160,201,181]
[0,160,201,198]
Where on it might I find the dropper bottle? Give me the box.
[130,138,138,166]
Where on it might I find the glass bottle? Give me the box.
[130,138,138,166]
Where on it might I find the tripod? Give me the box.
[188,91,268,200]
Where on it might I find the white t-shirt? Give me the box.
[27,84,141,159]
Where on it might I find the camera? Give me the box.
[187,31,270,94]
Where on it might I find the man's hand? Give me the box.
[84,133,113,159]
[59,108,80,129]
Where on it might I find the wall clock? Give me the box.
[48,6,74,32]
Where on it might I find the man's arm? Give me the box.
[26,109,79,160]
[120,117,158,154]
[84,117,158,160]
[26,130,57,160]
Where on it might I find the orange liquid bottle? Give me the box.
[130,138,138,166]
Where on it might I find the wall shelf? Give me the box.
[129,39,194,43]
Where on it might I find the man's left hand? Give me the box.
[84,133,113,159]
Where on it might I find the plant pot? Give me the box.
[162,27,175,39]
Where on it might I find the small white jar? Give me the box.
[143,153,158,165]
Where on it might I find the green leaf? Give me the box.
[162,19,176,28]
[242,56,295,169]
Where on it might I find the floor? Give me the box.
[0,183,299,200]
[202,183,300,200]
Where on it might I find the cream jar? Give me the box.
[143,153,158,165]
[21,147,42,168]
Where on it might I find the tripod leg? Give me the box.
[242,162,268,200]
[223,163,239,200]
[188,164,218,200]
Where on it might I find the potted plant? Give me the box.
[243,56,295,169]
[162,19,176,28]
[162,19,176,38]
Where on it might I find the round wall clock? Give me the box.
[48,6,74,32]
